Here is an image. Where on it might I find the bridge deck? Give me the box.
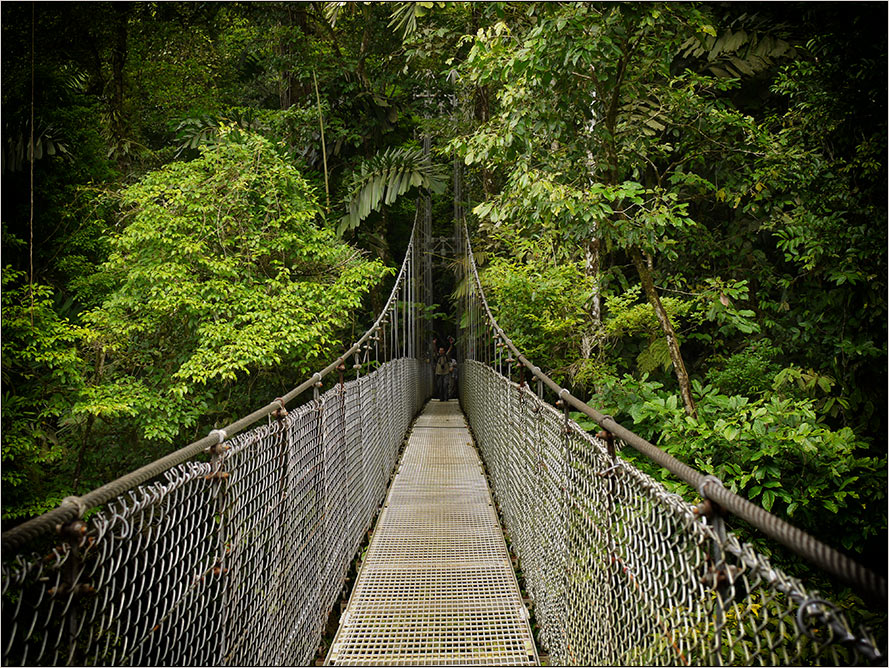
[325,400,538,666]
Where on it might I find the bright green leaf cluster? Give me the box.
[82,131,390,443]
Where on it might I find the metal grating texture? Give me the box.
[325,400,538,666]
[1,357,431,667]
[460,360,883,666]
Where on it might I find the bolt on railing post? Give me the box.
[695,475,732,664]
[595,424,620,665]
[57,519,89,665]
[313,373,322,403]
[374,326,381,366]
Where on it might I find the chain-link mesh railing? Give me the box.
[461,361,882,665]
[2,214,435,666]
[457,225,885,666]
[2,359,430,666]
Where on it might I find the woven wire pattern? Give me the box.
[326,400,537,666]
[2,358,431,667]
[461,360,880,666]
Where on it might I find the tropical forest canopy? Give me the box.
[2,2,886,589]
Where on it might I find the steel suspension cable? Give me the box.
[461,225,886,608]
[2,222,423,553]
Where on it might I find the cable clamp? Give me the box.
[209,429,227,445]
[698,474,723,499]
[60,496,88,519]
[273,397,288,420]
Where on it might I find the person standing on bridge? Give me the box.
[433,337,453,401]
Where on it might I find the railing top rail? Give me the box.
[1,222,419,553]
[462,225,886,608]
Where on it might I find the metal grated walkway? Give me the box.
[325,400,538,666]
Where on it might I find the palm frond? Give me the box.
[338,147,446,235]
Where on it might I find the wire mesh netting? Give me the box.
[2,358,431,667]
[460,360,883,666]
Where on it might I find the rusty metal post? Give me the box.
[695,475,731,664]
[56,519,90,665]
[595,424,620,666]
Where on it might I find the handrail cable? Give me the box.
[1,220,420,553]
[462,224,886,607]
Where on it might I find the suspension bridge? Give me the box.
[2,212,885,666]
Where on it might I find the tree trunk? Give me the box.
[356,5,372,91]
[110,3,130,143]
[630,246,697,418]
[470,4,494,197]
[277,11,293,110]
[581,236,602,361]
[473,85,494,197]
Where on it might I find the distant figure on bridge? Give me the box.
[433,336,454,401]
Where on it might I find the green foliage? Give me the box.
[481,257,594,379]
[603,280,762,378]
[591,373,887,557]
[1,269,85,519]
[605,285,697,340]
[337,146,446,235]
[82,131,390,443]
[2,120,72,174]
[705,339,782,397]
[678,12,794,79]
[386,2,447,40]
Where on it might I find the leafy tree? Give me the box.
[77,129,388,453]
[584,373,886,567]
[451,3,751,417]
[450,2,885,437]
[1,269,86,519]
[481,256,596,379]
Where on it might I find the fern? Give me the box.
[636,337,673,374]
